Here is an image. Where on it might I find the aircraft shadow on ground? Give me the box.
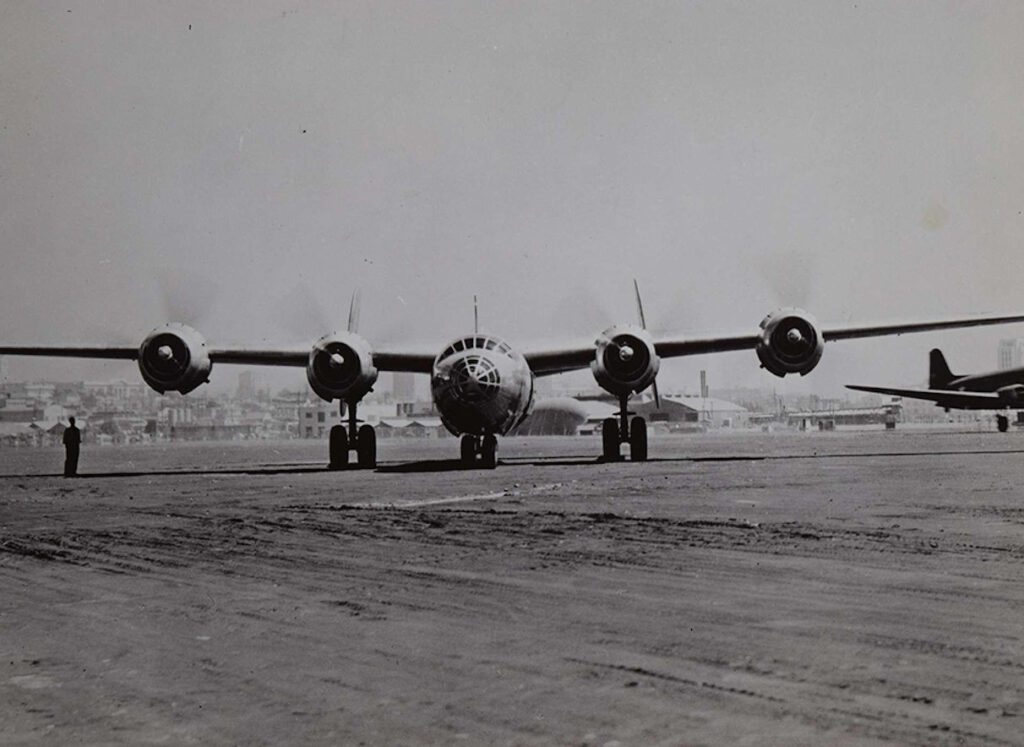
[378,454,758,472]
[377,456,618,472]
[0,466,331,480]
[6,447,1024,480]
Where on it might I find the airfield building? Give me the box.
[997,339,1024,370]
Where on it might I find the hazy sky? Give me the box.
[3,1,1024,396]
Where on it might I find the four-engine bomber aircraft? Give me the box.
[847,348,1024,432]
[5,288,1024,469]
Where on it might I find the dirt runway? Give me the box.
[3,431,1024,745]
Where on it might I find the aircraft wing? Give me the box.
[213,348,436,372]
[524,310,1024,377]
[0,345,140,360]
[0,344,311,366]
[845,384,1004,410]
[525,333,765,376]
[0,343,440,373]
[819,312,1024,341]
[6,310,1024,378]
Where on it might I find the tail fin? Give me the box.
[929,348,956,389]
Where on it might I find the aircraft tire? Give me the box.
[357,424,376,468]
[460,434,477,466]
[997,414,1010,433]
[480,435,497,470]
[629,416,648,462]
[329,425,348,470]
[602,418,619,461]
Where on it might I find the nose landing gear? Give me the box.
[461,433,498,469]
[329,399,377,469]
[601,394,648,462]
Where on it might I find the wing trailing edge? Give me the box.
[846,384,1003,410]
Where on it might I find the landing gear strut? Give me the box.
[329,399,376,470]
[601,394,648,462]
[460,434,497,469]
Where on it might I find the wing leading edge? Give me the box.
[5,310,1024,378]
[523,310,1024,377]
[0,345,438,372]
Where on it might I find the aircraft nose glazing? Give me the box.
[450,355,501,402]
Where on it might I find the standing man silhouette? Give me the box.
[63,416,81,477]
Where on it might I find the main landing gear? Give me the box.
[329,399,376,470]
[601,393,648,462]
[997,413,1010,433]
[461,433,498,469]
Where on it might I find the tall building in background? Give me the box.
[392,372,416,402]
[237,370,258,400]
[997,339,1024,370]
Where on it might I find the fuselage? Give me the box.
[946,367,1024,392]
[430,334,535,436]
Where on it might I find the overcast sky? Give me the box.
[3,1,1024,396]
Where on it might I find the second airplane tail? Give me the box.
[929,348,957,389]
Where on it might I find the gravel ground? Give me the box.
[2,430,1024,745]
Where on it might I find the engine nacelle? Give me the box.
[306,331,378,402]
[756,308,825,377]
[997,385,1024,405]
[137,323,212,395]
[591,325,660,396]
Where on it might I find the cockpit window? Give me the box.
[437,335,517,364]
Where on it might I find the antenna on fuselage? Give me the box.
[473,295,479,334]
[347,289,361,334]
[633,278,661,409]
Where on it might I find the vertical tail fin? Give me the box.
[928,348,956,389]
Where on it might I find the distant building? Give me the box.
[786,403,902,430]
[392,372,416,402]
[237,370,258,400]
[998,339,1024,370]
[633,395,750,429]
[298,400,336,438]
[0,401,40,423]
[512,394,750,435]
[24,382,56,404]
[377,417,448,439]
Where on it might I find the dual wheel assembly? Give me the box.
[461,434,498,469]
[601,415,648,462]
[329,423,377,469]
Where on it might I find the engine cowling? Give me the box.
[996,385,1024,405]
[137,323,212,395]
[591,325,660,396]
[756,308,824,377]
[306,331,378,402]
